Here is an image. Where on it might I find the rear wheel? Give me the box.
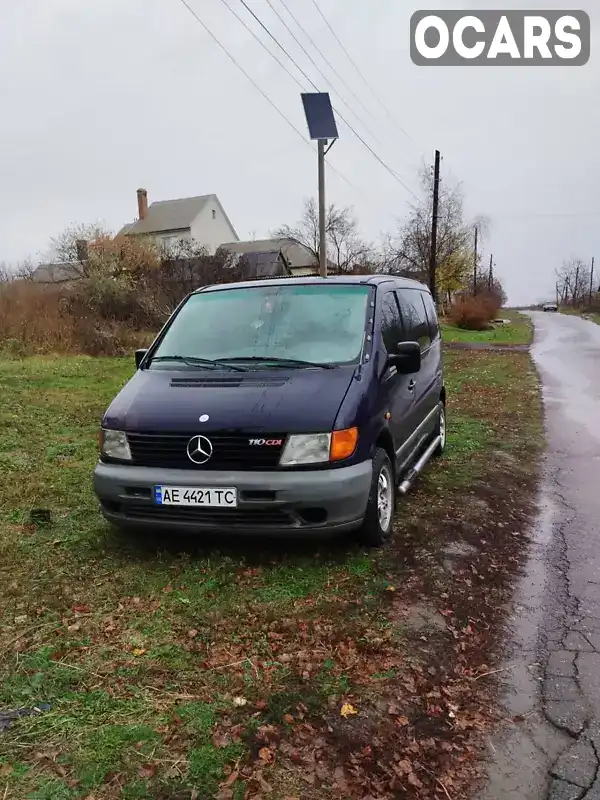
[357,448,395,548]
[433,402,446,458]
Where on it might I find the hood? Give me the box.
[103,367,357,433]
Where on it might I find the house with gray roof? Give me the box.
[31,262,83,284]
[220,238,325,277]
[118,189,239,254]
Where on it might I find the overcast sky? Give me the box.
[0,0,597,303]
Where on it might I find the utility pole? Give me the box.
[574,262,580,307]
[488,254,493,291]
[589,257,595,306]
[556,281,560,307]
[428,150,441,304]
[318,139,327,278]
[473,226,479,296]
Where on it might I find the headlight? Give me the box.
[279,428,358,466]
[280,433,331,466]
[100,429,132,461]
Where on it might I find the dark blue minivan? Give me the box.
[93,276,446,547]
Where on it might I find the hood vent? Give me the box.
[170,376,290,389]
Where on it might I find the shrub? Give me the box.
[448,296,495,330]
[0,281,77,354]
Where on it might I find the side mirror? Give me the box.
[386,341,421,374]
[135,349,148,369]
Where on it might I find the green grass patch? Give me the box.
[560,307,600,326]
[0,349,542,798]
[441,309,532,345]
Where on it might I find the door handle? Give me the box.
[408,379,416,392]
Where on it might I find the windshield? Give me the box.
[150,284,371,368]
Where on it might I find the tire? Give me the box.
[433,402,446,458]
[357,448,395,548]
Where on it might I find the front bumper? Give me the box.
[93,460,373,536]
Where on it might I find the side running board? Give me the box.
[397,435,442,495]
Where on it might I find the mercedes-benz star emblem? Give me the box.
[187,435,213,465]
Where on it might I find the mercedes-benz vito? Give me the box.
[93,276,446,547]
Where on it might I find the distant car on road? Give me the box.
[543,303,558,312]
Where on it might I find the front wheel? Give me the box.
[357,448,395,548]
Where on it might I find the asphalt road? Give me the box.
[482,312,600,800]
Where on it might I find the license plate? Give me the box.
[154,486,237,507]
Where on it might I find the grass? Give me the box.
[0,350,542,799]
[441,309,533,345]
[559,307,600,326]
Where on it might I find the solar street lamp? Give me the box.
[301,93,339,278]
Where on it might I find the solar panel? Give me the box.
[301,93,339,141]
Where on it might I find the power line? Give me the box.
[176,0,309,147]
[246,0,419,200]
[174,0,398,217]
[265,0,385,145]
[216,0,308,91]
[256,0,383,149]
[212,0,389,206]
[309,0,416,148]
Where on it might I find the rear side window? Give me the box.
[380,291,403,354]
[420,291,440,342]
[397,289,431,351]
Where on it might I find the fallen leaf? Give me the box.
[220,769,239,788]
[187,629,199,639]
[67,622,81,632]
[0,763,13,777]
[232,696,247,707]
[138,763,157,779]
[258,746,275,764]
[257,772,273,791]
[132,648,147,657]
[397,716,410,726]
[340,703,358,718]
[385,585,396,592]
[408,772,423,789]
[283,714,295,725]
[396,759,412,776]
[212,731,231,748]
[72,604,90,614]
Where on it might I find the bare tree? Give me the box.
[274,198,372,274]
[47,222,112,277]
[556,258,590,307]
[383,167,478,306]
[0,262,12,283]
[14,259,36,281]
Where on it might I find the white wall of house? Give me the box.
[158,230,192,251]
[190,203,238,254]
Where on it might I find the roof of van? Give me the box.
[193,274,429,294]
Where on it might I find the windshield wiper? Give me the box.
[218,356,335,370]
[149,356,248,372]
